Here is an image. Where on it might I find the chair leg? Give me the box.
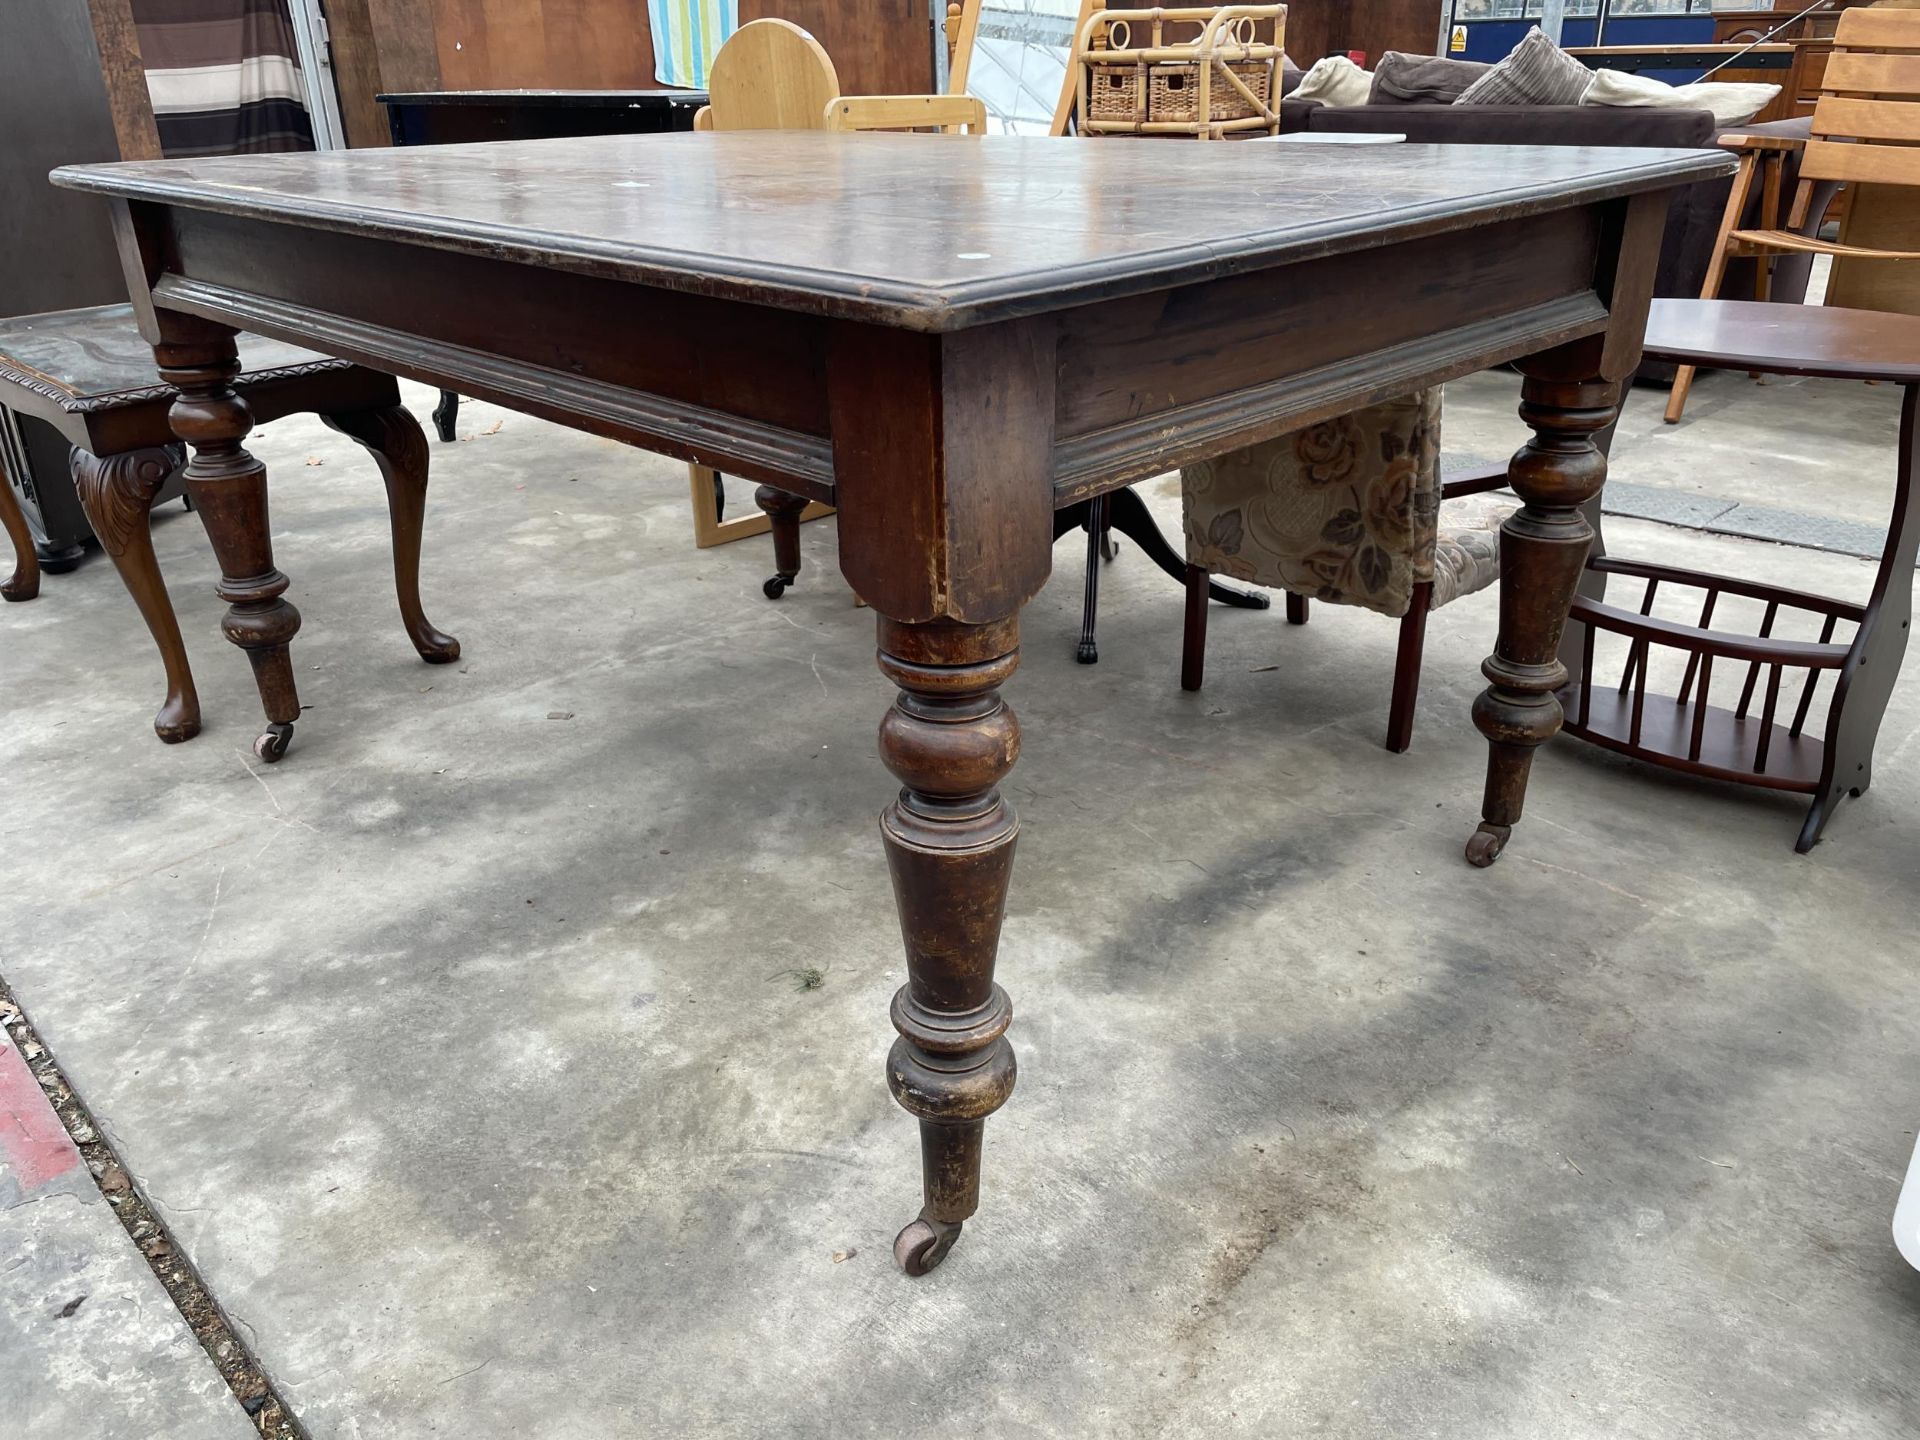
[1386,583,1433,754]
[756,484,808,599]
[1664,365,1698,425]
[70,445,202,743]
[1181,562,1209,692]
[1078,493,1106,664]
[1286,592,1309,626]
[1667,151,1761,427]
[431,390,460,442]
[321,407,462,663]
[0,445,39,602]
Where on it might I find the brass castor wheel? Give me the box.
[254,721,295,764]
[1464,822,1511,868]
[893,1214,963,1276]
[763,574,792,600]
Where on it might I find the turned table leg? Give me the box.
[158,326,303,763]
[71,445,202,743]
[320,407,461,664]
[1468,370,1618,867]
[877,615,1022,1276]
[0,444,38,602]
[755,484,809,599]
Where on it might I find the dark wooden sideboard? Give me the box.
[379,88,706,147]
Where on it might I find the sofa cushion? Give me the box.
[1370,51,1490,106]
[1584,67,1779,126]
[1292,55,1375,108]
[1454,27,1593,108]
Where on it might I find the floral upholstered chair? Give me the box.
[1180,389,1511,751]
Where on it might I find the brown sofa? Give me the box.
[1276,94,1838,376]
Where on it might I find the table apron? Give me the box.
[137,196,1630,511]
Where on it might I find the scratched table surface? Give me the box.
[53,132,1729,330]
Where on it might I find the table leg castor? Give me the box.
[893,1213,963,1276]
[254,721,295,763]
[1464,822,1510,868]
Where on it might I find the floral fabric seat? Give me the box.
[1178,388,1512,751]
[1183,388,1504,618]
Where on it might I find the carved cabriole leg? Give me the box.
[1467,372,1620,867]
[0,446,38,602]
[157,325,303,763]
[320,407,461,663]
[878,615,1021,1276]
[71,445,202,743]
[755,484,808,599]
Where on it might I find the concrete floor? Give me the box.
[4,369,1919,1438]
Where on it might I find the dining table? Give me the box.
[52,131,1731,1275]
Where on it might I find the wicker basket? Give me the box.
[1088,63,1148,123]
[1148,60,1272,123]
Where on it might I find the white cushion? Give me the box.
[1292,55,1375,109]
[1583,67,1780,126]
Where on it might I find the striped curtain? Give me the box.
[133,0,315,157]
[648,0,741,89]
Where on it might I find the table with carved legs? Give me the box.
[56,133,1728,1275]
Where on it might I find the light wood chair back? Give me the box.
[692,19,841,132]
[1801,8,1920,189]
[1666,6,1920,422]
[824,94,987,133]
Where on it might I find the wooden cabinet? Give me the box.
[328,1,936,149]
[1281,0,1445,64]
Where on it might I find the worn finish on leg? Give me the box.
[0,446,38,602]
[71,445,202,743]
[1468,371,1620,866]
[321,406,461,663]
[755,484,809,599]
[877,616,1022,1276]
[158,324,302,762]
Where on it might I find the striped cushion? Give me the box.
[1453,28,1594,109]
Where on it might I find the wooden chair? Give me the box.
[1178,392,1514,753]
[1,0,454,758]
[0,306,457,752]
[684,19,984,596]
[1667,7,1920,423]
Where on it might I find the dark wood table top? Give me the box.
[1645,298,1920,383]
[376,89,704,108]
[53,133,1731,332]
